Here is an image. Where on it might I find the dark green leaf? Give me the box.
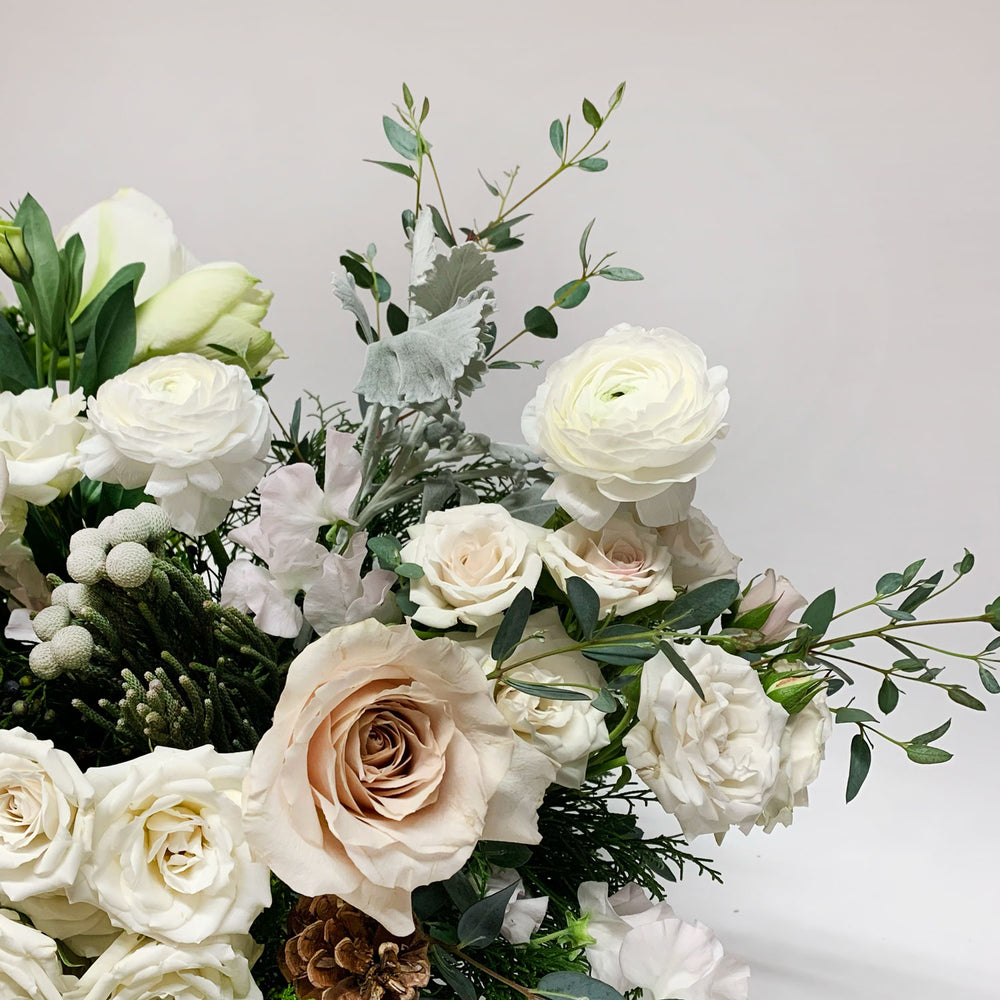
[60,233,86,318]
[537,972,626,1000]
[801,588,836,636]
[846,733,872,802]
[549,119,565,158]
[490,588,533,663]
[420,96,430,122]
[591,687,617,713]
[948,687,986,711]
[411,882,450,921]
[401,209,416,234]
[911,719,951,745]
[289,398,302,442]
[478,170,500,197]
[597,266,643,281]
[382,116,419,160]
[431,947,477,1000]
[0,312,36,391]
[577,157,608,172]
[457,881,520,948]
[835,707,877,725]
[955,549,975,575]
[979,665,1000,694]
[480,841,533,867]
[363,159,417,178]
[582,98,603,128]
[578,218,596,269]
[430,206,456,247]
[503,677,591,701]
[524,305,557,339]
[877,605,916,622]
[386,302,409,335]
[905,743,953,764]
[898,570,943,613]
[661,579,740,630]
[395,562,424,580]
[339,255,374,289]
[78,280,138,397]
[492,237,524,252]
[878,676,900,714]
[373,273,391,302]
[553,279,590,309]
[15,194,64,338]
[367,535,401,569]
[983,636,1000,653]
[892,656,927,672]
[658,642,705,700]
[876,572,904,596]
[567,576,600,639]
[900,558,926,586]
[732,601,776,632]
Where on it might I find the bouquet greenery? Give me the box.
[0,83,996,1000]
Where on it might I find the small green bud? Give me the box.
[762,666,825,714]
[0,221,32,281]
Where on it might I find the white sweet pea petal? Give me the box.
[302,534,397,636]
[221,559,308,638]
[485,868,549,944]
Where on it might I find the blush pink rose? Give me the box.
[243,619,549,936]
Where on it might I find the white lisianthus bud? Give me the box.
[0,222,32,281]
[734,569,807,643]
[32,605,70,642]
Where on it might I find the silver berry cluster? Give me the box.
[28,503,171,680]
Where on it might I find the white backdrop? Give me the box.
[6,2,1000,996]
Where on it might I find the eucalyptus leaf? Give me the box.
[578,218,596,268]
[504,677,591,701]
[905,743,953,765]
[598,266,643,281]
[897,570,943,613]
[395,562,424,580]
[591,687,618,713]
[846,733,871,803]
[549,119,565,157]
[536,972,626,1000]
[878,676,900,714]
[382,116,419,160]
[364,159,417,178]
[835,707,877,725]
[911,719,951,745]
[801,588,836,636]
[877,605,916,622]
[948,687,986,711]
[366,535,401,569]
[660,579,740,630]
[577,157,609,171]
[524,305,558,339]
[900,558,926,586]
[553,279,590,309]
[979,665,1000,694]
[457,881,520,948]
[567,576,600,639]
[876,572,904,596]
[582,98,603,128]
[954,549,975,575]
[490,588,533,663]
[658,642,705,699]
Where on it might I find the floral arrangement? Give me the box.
[0,83,996,1000]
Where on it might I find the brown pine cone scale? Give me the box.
[280,895,432,1000]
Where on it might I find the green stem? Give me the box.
[431,940,539,1000]
[65,316,77,392]
[426,150,455,241]
[22,281,46,390]
[818,614,990,650]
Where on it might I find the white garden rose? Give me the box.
[82,745,271,945]
[460,608,610,787]
[3,890,119,957]
[578,882,749,1000]
[0,908,80,1000]
[62,932,262,1000]
[539,512,675,616]
[735,569,807,643]
[747,687,832,833]
[243,619,551,936]
[400,503,547,634]
[78,354,271,536]
[0,387,87,505]
[0,727,94,903]
[522,324,728,530]
[659,507,740,590]
[58,187,282,376]
[623,640,786,838]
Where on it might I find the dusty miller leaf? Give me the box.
[411,242,497,321]
[332,271,373,343]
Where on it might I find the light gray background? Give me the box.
[6,2,999,996]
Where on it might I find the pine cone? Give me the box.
[280,895,432,1000]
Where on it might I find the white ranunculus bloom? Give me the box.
[460,608,610,787]
[659,507,740,590]
[0,908,80,999]
[58,187,282,376]
[400,503,547,635]
[736,569,807,643]
[623,640,787,838]
[0,727,94,903]
[3,890,120,957]
[485,868,549,944]
[539,512,675,617]
[747,688,832,833]
[81,745,271,945]
[578,882,749,1000]
[62,932,262,1000]
[243,619,550,937]
[78,354,271,536]
[522,324,728,530]
[0,387,87,506]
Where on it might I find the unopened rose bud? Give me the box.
[0,221,32,281]
[763,667,825,715]
[734,569,807,643]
